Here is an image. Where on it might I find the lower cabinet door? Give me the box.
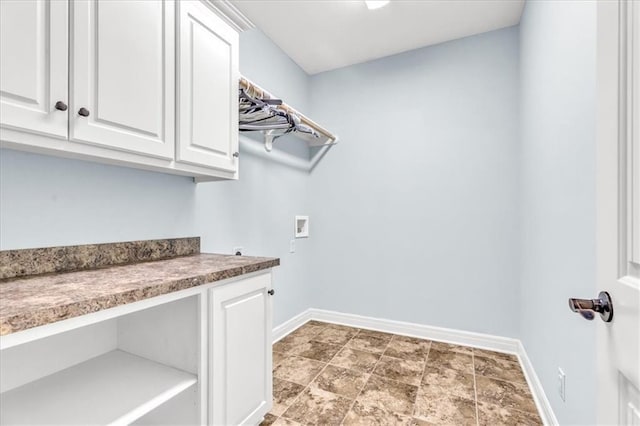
[210,273,272,425]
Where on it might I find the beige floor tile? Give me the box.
[273,351,287,370]
[373,355,426,386]
[343,400,415,425]
[473,348,519,363]
[269,333,540,426]
[384,335,431,361]
[358,329,395,340]
[260,413,278,426]
[413,390,477,425]
[315,326,360,346]
[273,355,326,386]
[477,401,543,426]
[420,366,475,400]
[310,364,369,398]
[325,323,360,333]
[475,375,538,414]
[274,334,314,354]
[408,418,434,425]
[347,331,392,353]
[474,354,526,383]
[271,378,306,416]
[357,374,419,415]
[281,387,353,425]
[288,323,326,340]
[430,341,473,355]
[288,340,342,363]
[273,417,302,426]
[331,347,382,373]
[426,348,473,374]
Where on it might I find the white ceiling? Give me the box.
[230,0,525,75]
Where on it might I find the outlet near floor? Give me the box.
[558,367,566,402]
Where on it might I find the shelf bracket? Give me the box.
[264,130,277,152]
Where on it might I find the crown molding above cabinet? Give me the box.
[206,0,256,32]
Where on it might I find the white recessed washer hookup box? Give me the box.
[295,216,309,238]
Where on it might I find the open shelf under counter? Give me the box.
[0,350,197,425]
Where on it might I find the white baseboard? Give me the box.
[272,309,313,342]
[517,341,559,426]
[272,308,557,426]
[307,308,521,354]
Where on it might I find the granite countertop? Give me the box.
[0,253,279,336]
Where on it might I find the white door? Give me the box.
[177,0,239,173]
[70,0,175,159]
[210,273,272,425]
[0,0,68,139]
[596,1,640,424]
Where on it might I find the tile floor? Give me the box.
[262,321,542,426]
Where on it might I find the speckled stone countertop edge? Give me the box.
[0,237,201,280]
[0,257,279,336]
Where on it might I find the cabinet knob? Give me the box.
[54,101,68,111]
[232,151,239,158]
[78,107,90,117]
[267,289,275,296]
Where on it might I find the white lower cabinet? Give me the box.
[210,273,273,425]
[0,272,273,425]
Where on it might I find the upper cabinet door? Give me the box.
[70,0,175,159]
[0,0,68,139]
[177,1,239,173]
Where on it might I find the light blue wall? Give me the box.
[0,14,602,423]
[239,30,309,113]
[0,29,313,327]
[307,27,521,337]
[0,150,197,249]
[238,30,311,159]
[519,1,597,424]
[0,27,522,336]
[192,29,315,324]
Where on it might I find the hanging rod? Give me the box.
[239,76,339,152]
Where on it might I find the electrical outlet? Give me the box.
[558,368,566,402]
[289,239,296,253]
[233,247,243,256]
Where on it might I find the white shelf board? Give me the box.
[0,350,197,425]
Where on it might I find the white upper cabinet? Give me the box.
[0,0,239,180]
[70,0,175,159]
[177,1,239,173]
[0,0,68,139]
